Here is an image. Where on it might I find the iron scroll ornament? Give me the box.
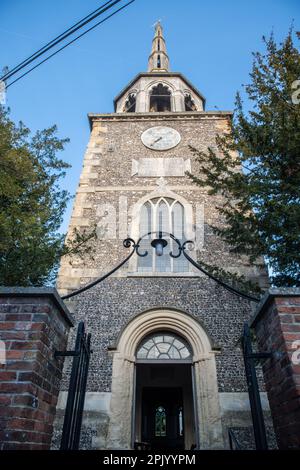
[61,238,138,300]
[62,232,260,302]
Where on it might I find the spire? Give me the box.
[148,21,170,72]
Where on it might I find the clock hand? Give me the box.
[150,136,162,146]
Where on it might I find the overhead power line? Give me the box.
[2,0,135,87]
[1,0,119,82]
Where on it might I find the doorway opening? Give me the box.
[107,309,223,450]
[133,332,197,450]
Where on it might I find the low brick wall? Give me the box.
[251,288,300,449]
[0,288,73,450]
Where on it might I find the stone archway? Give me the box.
[105,308,224,449]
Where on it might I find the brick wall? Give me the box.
[251,288,300,449]
[0,288,73,450]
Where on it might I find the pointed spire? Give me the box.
[148,21,170,72]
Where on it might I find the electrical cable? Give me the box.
[5,0,135,88]
[1,0,125,82]
[1,0,117,81]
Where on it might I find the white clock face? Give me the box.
[141,126,181,151]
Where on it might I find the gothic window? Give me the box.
[157,39,160,51]
[155,406,166,437]
[124,93,136,112]
[136,332,192,361]
[184,94,197,111]
[157,55,161,68]
[137,198,189,273]
[150,84,171,112]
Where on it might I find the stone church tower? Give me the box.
[55,23,272,450]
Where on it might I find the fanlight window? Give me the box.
[136,332,192,361]
[150,84,171,112]
[137,198,189,273]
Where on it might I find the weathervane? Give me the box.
[151,19,162,29]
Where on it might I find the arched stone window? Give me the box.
[136,332,192,361]
[149,84,171,112]
[184,93,197,111]
[124,93,136,112]
[155,406,166,437]
[137,198,189,273]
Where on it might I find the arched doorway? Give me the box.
[105,309,224,450]
[135,332,195,450]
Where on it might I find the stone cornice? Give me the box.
[76,185,212,193]
[88,110,233,129]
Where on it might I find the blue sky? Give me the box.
[1,0,299,232]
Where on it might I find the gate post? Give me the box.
[250,288,300,449]
[0,287,73,450]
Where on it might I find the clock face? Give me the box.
[141,126,181,151]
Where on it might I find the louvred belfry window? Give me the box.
[124,93,136,112]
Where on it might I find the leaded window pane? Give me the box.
[153,335,164,344]
[143,339,154,350]
[148,345,160,359]
[138,202,153,272]
[172,202,189,273]
[180,347,190,359]
[169,347,180,359]
[173,339,183,349]
[157,343,170,354]
[156,201,171,272]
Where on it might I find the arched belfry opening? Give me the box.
[185,93,197,111]
[149,84,171,112]
[123,93,136,112]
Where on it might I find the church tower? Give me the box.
[55,23,272,450]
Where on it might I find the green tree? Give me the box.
[0,106,96,286]
[188,30,300,287]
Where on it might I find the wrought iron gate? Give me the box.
[241,323,272,450]
[55,321,92,450]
